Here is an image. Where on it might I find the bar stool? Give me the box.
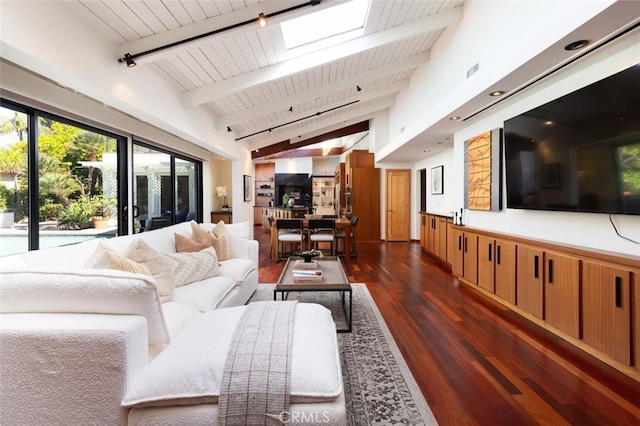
[276,219,304,260]
[307,218,336,256]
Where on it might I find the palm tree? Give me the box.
[0,112,28,141]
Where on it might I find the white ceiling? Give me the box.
[69,0,463,155]
[66,0,639,162]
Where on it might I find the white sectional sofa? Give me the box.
[0,221,346,425]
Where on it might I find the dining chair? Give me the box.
[307,218,336,256]
[276,219,304,260]
[336,216,358,258]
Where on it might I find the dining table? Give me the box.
[271,217,353,263]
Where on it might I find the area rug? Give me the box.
[248,283,438,425]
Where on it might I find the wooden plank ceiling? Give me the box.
[72,0,463,156]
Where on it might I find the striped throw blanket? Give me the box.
[218,301,298,425]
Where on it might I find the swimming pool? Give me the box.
[0,231,115,258]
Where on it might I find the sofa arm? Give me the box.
[0,313,148,426]
[248,239,259,267]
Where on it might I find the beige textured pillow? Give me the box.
[163,247,219,287]
[107,250,152,277]
[210,221,232,261]
[175,232,212,253]
[127,239,175,302]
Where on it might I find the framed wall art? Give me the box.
[431,165,444,195]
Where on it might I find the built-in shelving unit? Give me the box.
[254,162,275,224]
[312,177,335,216]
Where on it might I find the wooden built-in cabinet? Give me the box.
[494,239,517,305]
[544,250,580,338]
[516,244,545,319]
[582,260,632,365]
[451,225,640,382]
[419,213,451,265]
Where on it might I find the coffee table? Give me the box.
[274,256,352,333]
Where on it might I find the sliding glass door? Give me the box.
[0,100,126,256]
[132,142,201,233]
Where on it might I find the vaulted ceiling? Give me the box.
[70,0,463,156]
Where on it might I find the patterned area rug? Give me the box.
[249,284,438,425]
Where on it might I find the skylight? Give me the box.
[281,0,370,54]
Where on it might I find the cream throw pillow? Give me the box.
[163,247,219,287]
[174,232,213,253]
[127,239,175,302]
[210,221,232,261]
[107,250,152,277]
[190,221,231,261]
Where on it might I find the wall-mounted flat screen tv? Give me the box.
[504,64,640,215]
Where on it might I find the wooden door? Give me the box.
[462,232,478,284]
[517,244,544,319]
[544,250,580,338]
[351,168,380,241]
[494,239,517,305]
[451,228,464,277]
[477,235,495,293]
[385,169,410,241]
[582,261,631,364]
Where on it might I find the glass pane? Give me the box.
[38,117,118,249]
[176,158,196,223]
[133,144,171,232]
[0,106,29,257]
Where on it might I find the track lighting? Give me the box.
[118,1,322,66]
[356,85,362,92]
[227,126,232,132]
[288,106,293,113]
[257,13,268,27]
[119,53,136,68]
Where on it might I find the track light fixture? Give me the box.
[227,126,232,132]
[118,1,322,66]
[119,53,136,68]
[288,106,293,113]
[356,85,362,92]
[257,13,268,27]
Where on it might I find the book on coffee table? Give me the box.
[292,269,322,283]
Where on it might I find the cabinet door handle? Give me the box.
[488,243,492,262]
[534,255,539,278]
[615,276,622,308]
[497,246,501,264]
[548,259,554,283]
[458,235,462,251]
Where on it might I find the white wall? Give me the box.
[450,27,640,255]
[274,158,314,175]
[312,157,340,176]
[386,0,615,153]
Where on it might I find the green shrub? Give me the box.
[39,202,64,221]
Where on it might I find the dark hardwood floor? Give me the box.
[254,224,640,425]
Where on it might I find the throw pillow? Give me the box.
[162,247,219,287]
[127,239,175,302]
[210,221,232,261]
[174,232,212,253]
[190,221,231,261]
[107,250,153,277]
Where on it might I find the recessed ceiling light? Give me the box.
[544,120,553,125]
[449,116,461,121]
[564,39,589,51]
[489,90,505,97]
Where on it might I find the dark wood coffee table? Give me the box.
[274,256,352,333]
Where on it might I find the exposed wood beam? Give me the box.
[233,80,408,139]
[263,146,344,160]
[246,98,394,149]
[217,56,423,127]
[251,121,369,159]
[183,7,462,107]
